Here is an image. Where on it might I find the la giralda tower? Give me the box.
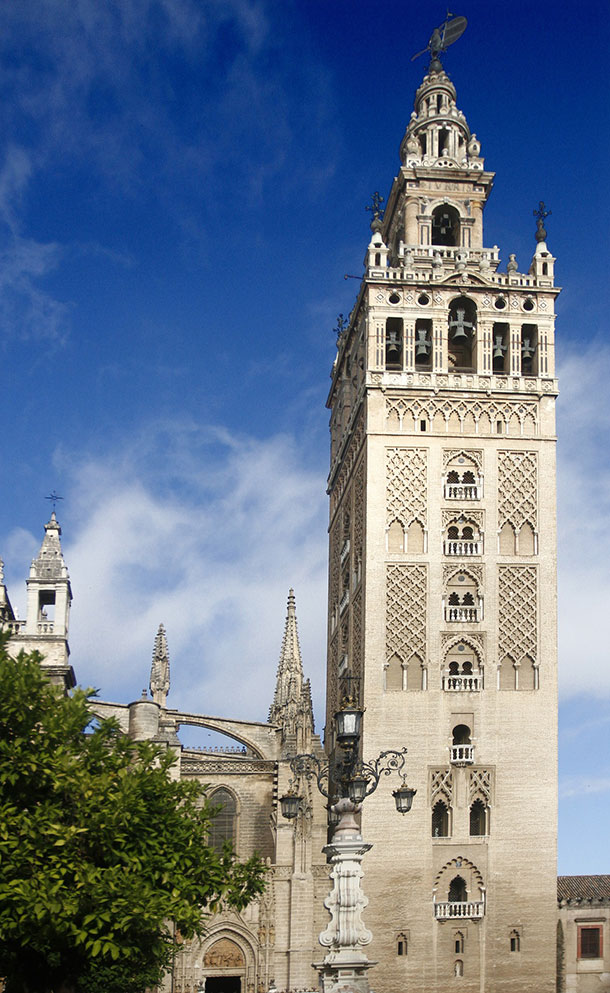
[325,36,558,993]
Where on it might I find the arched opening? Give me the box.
[454,959,464,977]
[500,655,516,691]
[432,204,460,246]
[448,297,476,371]
[414,318,432,369]
[385,653,404,692]
[407,519,425,554]
[469,799,487,836]
[519,521,535,556]
[432,800,449,837]
[448,875,467,902]
[499,521,516,555]
[492,322,509,373]
[385,317,403,369]
[521,324,538,375]
[387,519,404,554]
[451,724,473,764]
[209,787,237,852]
[406,653,423,691]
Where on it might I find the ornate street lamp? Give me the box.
[279,699,416,993]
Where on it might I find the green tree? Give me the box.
[0,639,267,993]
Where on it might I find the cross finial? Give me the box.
[366,191,385,221]
[45,491,63,511]
[533,201,551,243]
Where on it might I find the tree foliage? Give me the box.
[0,639,267,993]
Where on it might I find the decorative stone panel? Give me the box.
[469,768,494,804]
[385,395,538,435]
[386,564,427,665]
[498,565,537,664]
[430,768,454,806]
[443,448,483,470]
[497,450,538,530]
[386,447,427,527]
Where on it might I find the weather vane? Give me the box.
[45,491,64,511]
[411,12,468,66]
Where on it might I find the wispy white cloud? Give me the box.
[556,340,610,698]
[5,420,328,726]
[560,775,610,799]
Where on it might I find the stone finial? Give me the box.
[30,511,69,580]
[0,558,4,584]
[269,589,314,741]
[150,623,170,707]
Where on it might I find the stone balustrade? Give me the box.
[445,606,479,623]
[443,674,481,692]
[2,619,26,634]
[434,900,485,920]
[450,744,474,764]
[444,483,480,500]
[444,540,482,556]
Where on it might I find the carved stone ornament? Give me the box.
[319,836,373,953]
[204,938,245,969]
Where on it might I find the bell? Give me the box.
[415,329,430,357]
[493,336,506,360]
[521,338,535,361]
[449,308,473,342]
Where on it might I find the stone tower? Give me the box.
[325,54,558,993]
[4,512,75,691]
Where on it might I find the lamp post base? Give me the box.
[315,954,376,993]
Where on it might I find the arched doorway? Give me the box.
[203,938,246,993]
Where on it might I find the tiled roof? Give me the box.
[558,875,610,903]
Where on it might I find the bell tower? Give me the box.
[326,46,558,993]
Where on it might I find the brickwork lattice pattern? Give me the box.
[386,564,427,664]
[498,565,537,663]
[498,451,538,530]
[386,448,427,527]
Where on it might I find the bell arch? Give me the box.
[448,296,476,372]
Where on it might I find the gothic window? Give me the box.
[415,318,432,369]
[469,799,487,836]
[397,933,408,956]
[521,324,538,375]
[492,322,509,373]
[510,930,521,952]
[448,297,476,372]
[432,204,460,246]
[448,875,468,903]
[454,932,464,954]
[385,318,403,369]
[209,787,237,852]
[432,800,450,837]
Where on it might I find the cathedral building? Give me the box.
[4,39,608,993]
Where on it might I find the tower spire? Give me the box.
[269,589,314,745]
[150,623,170,707]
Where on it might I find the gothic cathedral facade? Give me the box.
[325,58,559,992]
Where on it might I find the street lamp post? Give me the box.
[279,700,416,993]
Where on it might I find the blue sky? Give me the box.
[0,0,608,874]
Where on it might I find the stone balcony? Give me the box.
[450,744,474,765]
[444,483,480,500]
[434,901,485,921]
[444,540,482,556]
[445,606,479,623]
[2,619,25,634]
[443,675,481,692]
